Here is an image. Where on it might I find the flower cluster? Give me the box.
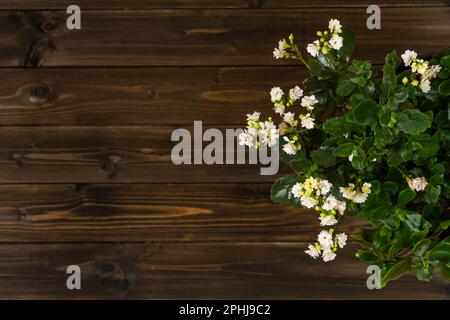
[339,182,372,204]
[240,83,319,154]
[273,34,301,60]
[307,18,343,57]
[292,177,346,225]
[291,177,349,263]
[239,112,279,148]
[305,230,348,262]
[406,176,428,192]
[401,50,442,93]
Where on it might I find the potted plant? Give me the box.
[239,19,449,287]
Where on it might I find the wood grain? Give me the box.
[1,8,449,66]
[0,0,446,9]
[0,183,371,242]
[0,125,290,183]
[0,242,446,299]
[0,67,301,126]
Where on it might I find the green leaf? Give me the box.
[382,181,399,195]
[424,185,441,205]
[336,79,356,97]
[339,27,355,62]
[438,79,450,96]
[380,51,400,103]
[310,148,336,168]
[430,240,450,263]
[401,212,422,232]
[353,99,378,125]
[441,264,450,280]
[387,145,403,166]
[270,176,298,205]
[397,110,433,135]
[440,220,450,230]
[333,142,354,157]
[397,189,416,207]
[412,239,432,257]
[322,117,347,136]
[350,146,366,170]
[416,260,434,281]
[290,158,313,174]
[374,126,394,148]
[417,141,439,158]
[355,250,378,262]
[381,258,411,287]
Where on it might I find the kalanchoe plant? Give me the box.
[240,18,450,287]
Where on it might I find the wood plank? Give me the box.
[0,183,370,242]
[0,67,300,126]
[0,0,446,9]
[1,8,448,66]
[0,126,290,183]
[0,242,446,299]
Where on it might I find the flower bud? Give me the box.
[324,31,329,35]
[321,47,329,54]
[402,77,408,85]
[317,31,323,37]
[411,79,419,86]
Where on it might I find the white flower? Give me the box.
[305,244,321,259]
[273,48,284,59]
[283,112,297,126]
[300,195,317,208]
[278,122,289,135]
[303,177,319,191]
[273,102,285,115]
[361,182,372,194]
[246,111,260,122]
[348,153,354,162]
[272,39,288,59]
[300,113,315,129]
[319,215,337,226]
[259,121,279,147]
[353,192,369,204]
[301,95,318,110]
[335,201,347,215]
[307,40,320,57]
[407,176,428,192]
[292,183,303,198]
[420,79,431,93]
[328,18,342,34]
[322,195,338,211]
[282,136,298,155]
[318,180,332,195]
[289,86,303,101]
[336,233,348,248]
[238,130,255,147]
[270,87,284,102]
[412,59,428,75]
[322,249,336,262]
[422,65,441,80]
[329,35,343,50]
[339,185,355,201]
[318,230,333,248]
[278,39,288,50]
[401,50,417,67]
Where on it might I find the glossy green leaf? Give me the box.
[353,100,378,125]
[397,110,433,135]
[397,189,416,207]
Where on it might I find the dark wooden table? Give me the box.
[0,0,448,299]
